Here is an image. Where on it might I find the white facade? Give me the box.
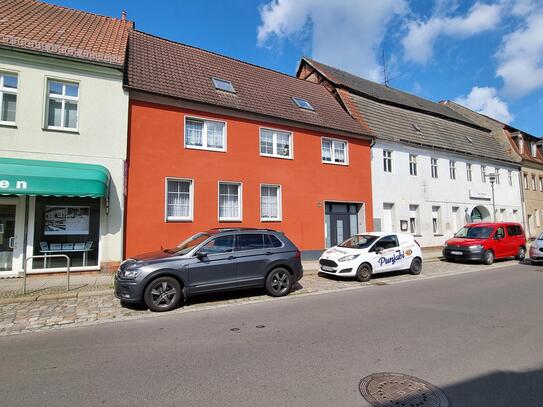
[371,140,523,247]
[0,49,128,274]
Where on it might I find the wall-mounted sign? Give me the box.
[44,206,90,235]
[469,190,491,200]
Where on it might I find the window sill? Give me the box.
[322,161,349,166]
[219,219,242,222]
[43,127,79,134]
[433,234,444,237]
[185,145,226,153]
[166,218,193,222]
[261,219,282,222]
[0,122,17,128]
[260,153,293,160]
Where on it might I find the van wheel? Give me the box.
[144,276,182,312]
[483,250,494,265]
[410,257,423,275]
[515,246,526,261]
[355,264,372,282]
[265,268,292,297]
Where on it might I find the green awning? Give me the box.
[0,157,110,198]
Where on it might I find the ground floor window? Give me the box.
[33,197,100,269]
[260,185,281,221]
[432,206,441,235]
[219,182,242,221]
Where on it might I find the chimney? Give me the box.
[121,10,126,21]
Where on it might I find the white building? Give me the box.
[0,1,132,275]
[298,58,523,247]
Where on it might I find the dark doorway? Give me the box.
[325,203,359,247]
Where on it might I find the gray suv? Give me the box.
[115,228,303,312]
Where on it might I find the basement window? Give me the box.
[292,97,314,111]
[212,78,236,93]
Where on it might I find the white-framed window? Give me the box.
[449,160,456,180]
[46,79,79,130]
[531,142,537,157]
[260,184,282,221]
[467,163,472,182]
[0,72,17,124]
[165,178,193,221]
[495,169,500,184]
[218,182,242,221]
[481,165,487,183]
[185,116,226,151]
[532,174,537,191]
[260,128,292,159]
[409,204,419,235]
[432,206,441,235]
[409,154,417,176]
[431,158,438,178]
[509,170,513,186]
[539,176,543,192]
[383,150,393,173]
[322,138,348,165]
[524,173,529,189]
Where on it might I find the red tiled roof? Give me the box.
[0,0,132,66]
[125,31,371,137]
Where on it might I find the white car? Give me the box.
[318,232,423,282]
[529,232,543,264]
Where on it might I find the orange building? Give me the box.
[124,31,374,259]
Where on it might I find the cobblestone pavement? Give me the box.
[0,259,532,336]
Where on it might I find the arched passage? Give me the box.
[471,205,491,223]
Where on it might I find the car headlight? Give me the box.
[117,268,141,279]
[338,254,359,262]
[468,245,482,249]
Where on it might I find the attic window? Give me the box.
[212,78,236,93]
[466,136,473,144]
[412,123,421,132]
[292,97,314,111]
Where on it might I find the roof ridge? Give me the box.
[133,30,329,89]
[25,0,132,25]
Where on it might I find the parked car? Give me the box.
[442,222,526,265]
[318,232,423,282]
[529,232,543,264]
[115,228,303,312]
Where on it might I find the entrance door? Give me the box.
[326,203,359,247]
[0,204,16,272]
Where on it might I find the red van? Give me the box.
[442,222,526,265]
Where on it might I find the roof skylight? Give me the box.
[292,97,314,111]
[212,77,236,93]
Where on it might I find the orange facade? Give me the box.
[125,99,373,257]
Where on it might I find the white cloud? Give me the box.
[403,2,503,64]
[257,0,407,81]
[455,86,514,123]
[496,10,543,98]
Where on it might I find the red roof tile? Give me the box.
[125,31,371,137]
[0,0,132,66]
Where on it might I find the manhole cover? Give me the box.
[359,373,449,407]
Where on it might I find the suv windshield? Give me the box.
[339,234,379,249]
[166,232,211,255]
[455,226,494,239]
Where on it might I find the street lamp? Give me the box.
[486,172,497,222]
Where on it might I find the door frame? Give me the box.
[0,196,25,275]
[323,200,366,248]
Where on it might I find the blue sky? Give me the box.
[49,0,543,136]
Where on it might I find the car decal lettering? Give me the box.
[378,250,405,267]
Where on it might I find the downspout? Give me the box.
[518,169,528,238]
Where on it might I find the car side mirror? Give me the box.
[195,251,208,260]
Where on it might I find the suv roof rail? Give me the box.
[209,227,279,232]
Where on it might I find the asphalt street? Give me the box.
[1,263,542,406]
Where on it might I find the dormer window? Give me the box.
[292,97,314,111]
[531,142,537,157]
[212,78,236,93]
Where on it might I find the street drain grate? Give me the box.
[359,373,449,407]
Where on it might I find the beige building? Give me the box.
[445,101,543,238]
